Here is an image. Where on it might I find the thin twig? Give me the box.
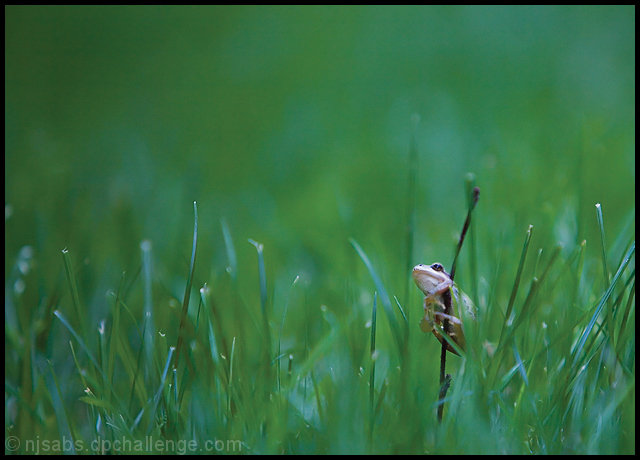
[450,187,480,281]
[437,186,479,423]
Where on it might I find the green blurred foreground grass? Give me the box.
[5,5,635,455]
[5,184,635,454]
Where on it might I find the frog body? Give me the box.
[412,263,475,355]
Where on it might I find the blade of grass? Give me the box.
[579,243,634,364]
[611,269,635,323]
[393,295,408,329]
[513,326,544,419]
[140,240,154,364]
[145,346,175,435]
[68,341,91,395]
[46,360,77,453]
[497,224,534,349]
[61,248,85,335]
[616,278,635,361]
[572,241,635,366]
[574,239,587,308]
[248,239,268,317]
[249,238,272,379]
[431,320,466,357]
[107,273,126,400]
[308,370,325,429]
[368,291,378,441]
[201,281,230,364]
[97,319,107,393]
[595,203,616,348]
[465,174,479,303]
[53,310,101,373]
[496,244,562,363]
[174,201,198,371]
[449,185,480,280]
[488,224,535,386]
[511,245,562,332]
[404,121,418,312]
[221,218,237,281]
[277,275,300,392]
[200,284,220,367]
[349,238,403,355]
[498,358,530,392]
[128,308,150,412]
[227,336,236,419]
[595,203,610,284]
[288,314,342,387]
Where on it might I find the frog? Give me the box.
[412,263,476,355]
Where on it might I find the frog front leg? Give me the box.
[421,295,464,355]
[420,295,443,334]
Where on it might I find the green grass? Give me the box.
[5,5,635,455]
[5,176,634,454]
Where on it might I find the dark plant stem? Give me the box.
[437,289,453,422]
[437,186,479,423]
[450,187,480,281]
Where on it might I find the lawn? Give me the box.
[5,5,635,454]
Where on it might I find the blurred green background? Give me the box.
[5,5,635,453]
[7,5,635,320]
[6,6,634,273]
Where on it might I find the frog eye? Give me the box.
[431,263,444,272]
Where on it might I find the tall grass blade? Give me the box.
[349,238,403,355]
[289,318,341,385]
[404,122,418,312]
[200,284,220,366]
[498,359,525,392]
[248,239,268,315]
[616,278,635,360]
[107,273,126,398]
[595,203,616,348]
[595,203,610,285]
[68,341,90,393]
[497,225,533,348]
[140,240,154,362]
[572,241,635,365]
[145,346,175,434]
[512,244,562,332]
[128,311,149,411]
[53,310,101,373]
[174,201,198,370]
[393,295,408,329]
[228,336,236,418]
[249,238,272,367]
[221,218,237,281]
[46,360,77,453]
[61,248,85,334]
[450,185,480,280]
[368,291,378,440]
[465,174,479,303]
[277,275,300,391]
